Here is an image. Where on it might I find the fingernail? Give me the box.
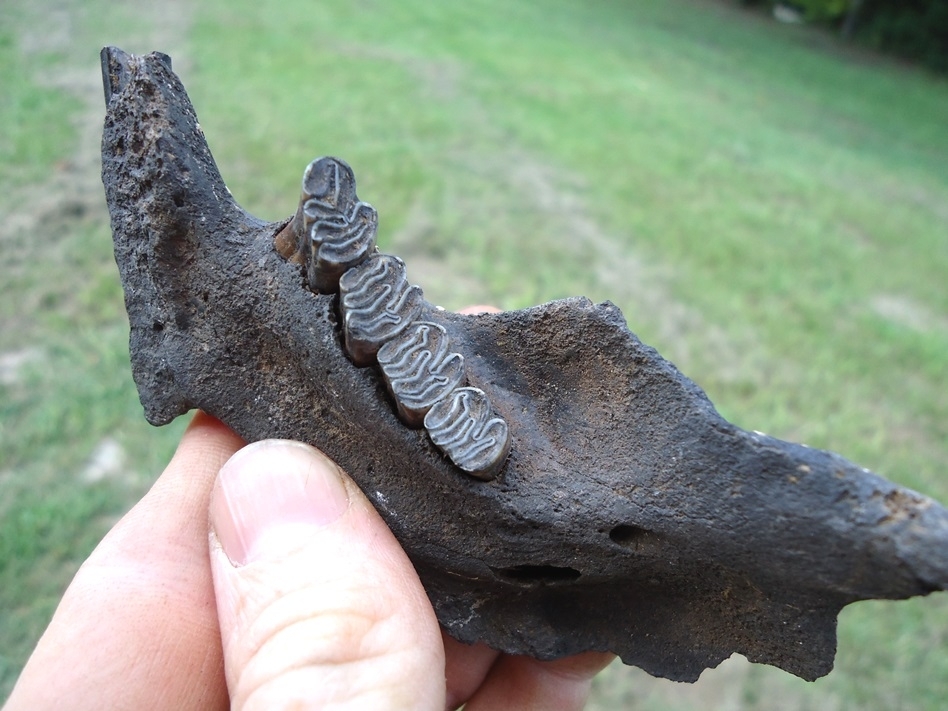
[210,440,350,566]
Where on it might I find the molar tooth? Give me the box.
[377,322,466,427]
[424,386,511,481]
[339,253,423,366]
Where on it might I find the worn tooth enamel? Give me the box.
[339,253,424,366]
[296,156,511,480]
[377,322,467,428]
[424,387,511,480]
[301,156,357,219]
[295,157,378,293]
[307,200,378,293]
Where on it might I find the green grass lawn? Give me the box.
[1,0,946,707]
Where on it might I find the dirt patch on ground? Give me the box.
[329,40,464,101]
[0,348,42,386]
[871,293,948,335]
[80,437,127,484]
[505,154,759,377]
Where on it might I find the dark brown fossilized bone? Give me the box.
[100,47,948,683]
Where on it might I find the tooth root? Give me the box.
[339,254,424,366]
[425,387,511,481]
[377,322,467,428]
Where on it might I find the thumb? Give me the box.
[208,440,445,711]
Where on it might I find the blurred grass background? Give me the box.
[1,0,946,707]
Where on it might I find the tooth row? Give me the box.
[295,156,511,480]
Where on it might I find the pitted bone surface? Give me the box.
[300,157,378,293]
[377,321,467,427]
[103,49,948,685]
[339,253,424,366]
[424,386,511,480]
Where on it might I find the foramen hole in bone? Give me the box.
[100,46,948,684]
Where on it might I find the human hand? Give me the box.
[6,413,611,709]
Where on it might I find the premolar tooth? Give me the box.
[281,157,377,293]
[424,387,511,480]
[339,253,423,366]
[377,322,466,427]
[307,200,378,293]
[301,156,357,221]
